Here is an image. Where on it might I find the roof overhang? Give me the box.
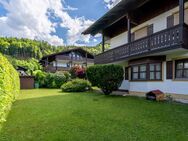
[40,48,94,61]
[82,0,151,36]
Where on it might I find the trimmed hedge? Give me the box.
[61,79,91,92]
[0,54,20,127]
[87,64,124,95]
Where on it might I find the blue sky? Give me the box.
[0,0,119,46]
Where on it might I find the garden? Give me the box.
[0,53,188,141]
[32,63,124,94]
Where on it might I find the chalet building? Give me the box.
[83,0,188,99]
[40,48,94,72]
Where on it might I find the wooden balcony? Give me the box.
[95,24,188,64]
[56,55,94,63]
[44,65,71,73]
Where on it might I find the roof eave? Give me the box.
[82,0,151,36]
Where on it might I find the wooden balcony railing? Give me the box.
[45,65,71,72]
[56,55,94,63]
[95,24,188,64]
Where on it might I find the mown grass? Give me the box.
[0,89,188,141]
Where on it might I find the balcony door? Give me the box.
[131,25,153,41]
[134,26,148,40]
[169,8,188,26]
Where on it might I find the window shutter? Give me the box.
[131,33,135,42]
[125,67,129,80]
[147,24,154,35]
[166,61,173,79]
[167,15,174,28]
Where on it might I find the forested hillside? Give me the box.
[0,37,108,73]
[0,37,106,60]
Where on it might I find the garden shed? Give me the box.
[16,66,35,89]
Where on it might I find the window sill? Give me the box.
[173,78,188,81]
[129,80,163,82]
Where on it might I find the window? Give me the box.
[132,65,147,80]
[131,25,153,42]
[67,63,71,68]
[166,61,173,79]
[131,63,162,81]
[168,9,188,27]
[175,59,188,79]
[149,63,162,80]
[124,67,129,80]
[56,63,67,67]
[134,26,148,40]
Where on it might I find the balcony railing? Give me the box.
[56,55,94,63]
[95,24,188,64]
[45,65,71,72]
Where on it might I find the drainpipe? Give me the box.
[55,57,58,72]
[179,0,185,25]
[127,14,131,43]
[179,0,185,43]
[85,52,88,67]
[102,32,105,53]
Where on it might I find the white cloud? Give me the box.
[64,5,78,11]
[104,0,121,9]
[47,0,94,45]
[0,0,94,46]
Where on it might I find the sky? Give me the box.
[0,0,121,46]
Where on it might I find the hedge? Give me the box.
[0,54,20,128]
[87,64,124,95]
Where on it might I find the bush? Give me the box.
[33,70,47,87]
[56,71,71,82]
[33,71,71,88]
[87,64,124,95]
[0,53,20,127]
[61,79,92,92]
[45,73,67,88]
[69,66,86,79]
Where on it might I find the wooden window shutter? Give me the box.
[167,15,174,28]
[125,67,129,80]
[131,33,135,42]
[166,61,173,79]
[147,24,154,35]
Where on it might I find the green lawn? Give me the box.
[0,89,188,141]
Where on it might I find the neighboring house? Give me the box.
[83,0,188,99]
[40,48,94,72]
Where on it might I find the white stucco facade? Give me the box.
[118,51,188,95]
[110,2,188,49]
[107,2,188,97]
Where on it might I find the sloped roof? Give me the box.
[82,0,150,35]
[41,48,94,60]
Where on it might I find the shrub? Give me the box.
[33,70,47,88]
[61,79,92,92]
[33,71,71,88]
[69,66,86,79]
[87,64,124,95]
[56,71,71,82]
[0,53,20,127]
